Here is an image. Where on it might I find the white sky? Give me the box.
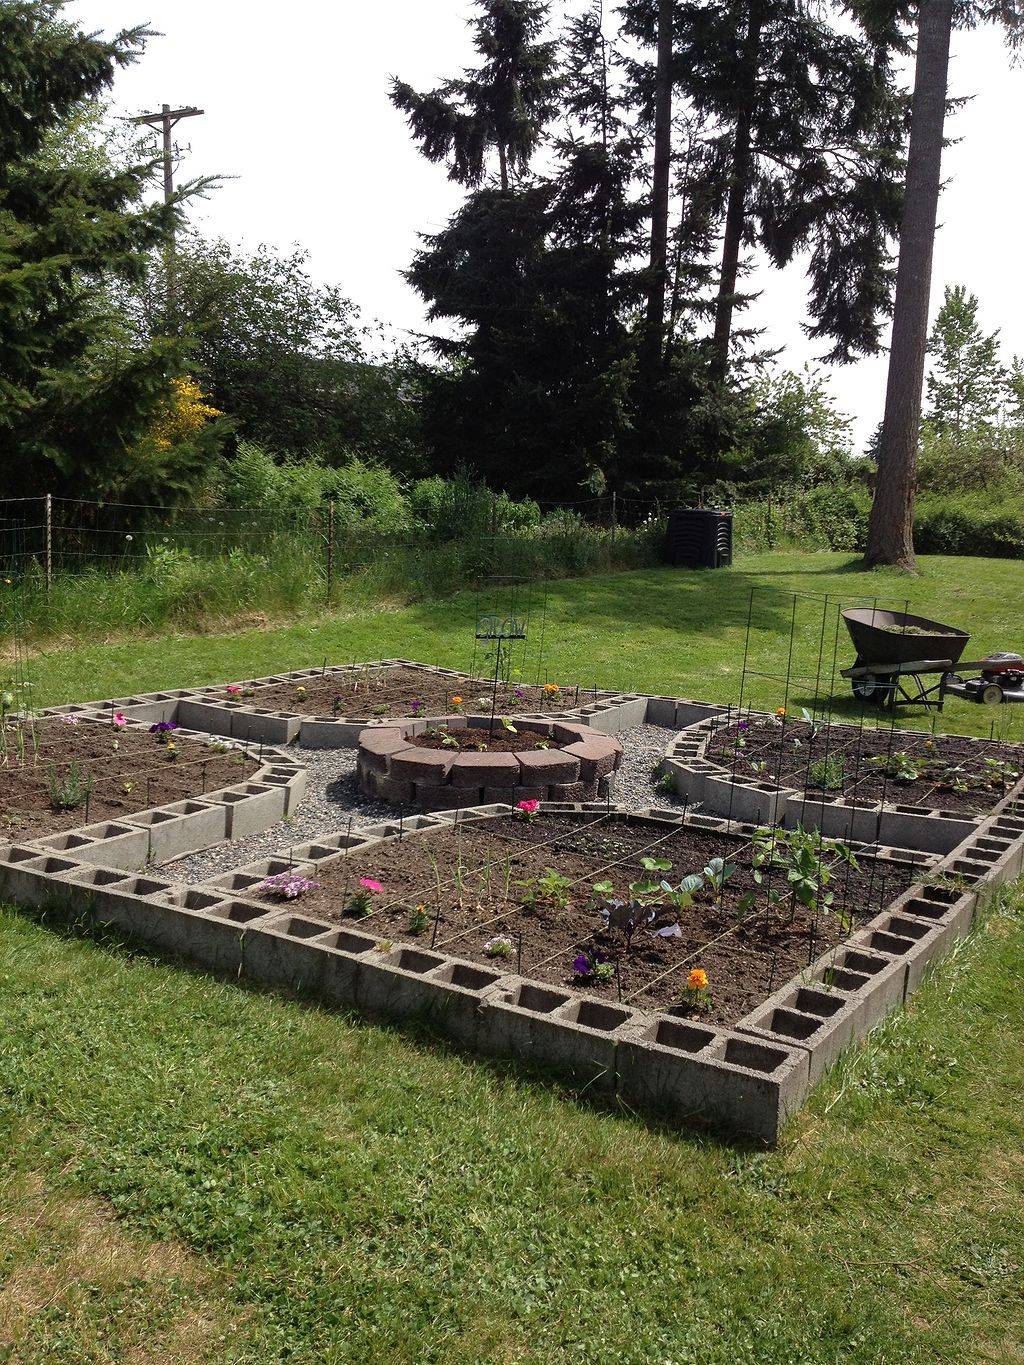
[71,0,1024,452]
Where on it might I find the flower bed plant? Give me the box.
[708,714,1022,814]
[0,716,259,838]
[279,812,922,1025]
[214,666,577,720]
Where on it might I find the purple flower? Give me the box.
[514,687,526,699]
[738,721,750,731]
[572,953,591,976]
[258,871,320,900]
[149,720,177,734]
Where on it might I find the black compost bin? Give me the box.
[665,508,733,568]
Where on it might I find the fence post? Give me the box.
[325,500,334,600]
[44,493,52,594]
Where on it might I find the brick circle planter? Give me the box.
[356,715,623,810]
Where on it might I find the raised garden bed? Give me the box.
[251,811,923,1026]
[706,715,1022,816]
[0,717,259,839]
[356,718,623,810]
[214,665,581,720]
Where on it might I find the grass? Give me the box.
[16,550,1024,742]
[2,549,1024,1360]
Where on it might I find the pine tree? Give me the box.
[925,284,1005,434]
[0,1,214,500]
[389,0,559,190]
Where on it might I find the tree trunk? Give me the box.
[641,0,674,375]
[865,0,954,570]
[710,0,762,382]
[498,140,508,191]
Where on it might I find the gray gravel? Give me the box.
[158,723,682,884]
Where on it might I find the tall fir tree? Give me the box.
[390,0,559,190]
[865,0,1024,569]
[0,0,218,500]
[925,284,1005,434]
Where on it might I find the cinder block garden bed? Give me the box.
[5,660,1021,1141]
[0,715,259,840]
[236,809,925,1026]
[706,713,1022,815]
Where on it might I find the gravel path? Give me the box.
[158,723,682,884]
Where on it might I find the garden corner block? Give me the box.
[1,660,1020,1145]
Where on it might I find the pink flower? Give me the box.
[359,877,383,894]
[226,683,242,695]
[61,714,80,726]
[517,799,540,814]
[113,712,127,728]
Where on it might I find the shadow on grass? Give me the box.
[16,894,766,1157]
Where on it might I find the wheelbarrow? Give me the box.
[839,608,970,710]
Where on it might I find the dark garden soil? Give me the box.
[708,717,1023,815]
[221,667,583,719]
[0,718,260,839]
[406,728,563,754]
[272,813,921,1027]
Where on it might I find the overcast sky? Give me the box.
[71,0,1024,451]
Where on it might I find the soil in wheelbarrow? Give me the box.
[276,813,920,1025]
[708,716,1023,815]
[0,717,260,840]
[219,666,581,719]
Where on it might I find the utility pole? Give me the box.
[130,103,203,321]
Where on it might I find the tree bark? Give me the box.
[865,0,954,570]
[641,0,674,375]
[710,0,762,382]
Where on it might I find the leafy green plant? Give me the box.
[868,751,921,783]
[703,857,737,900]
[752,824,857,916]
[407,904,429,934]
[518,868,572,912]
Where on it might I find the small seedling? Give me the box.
[47,762,93,812]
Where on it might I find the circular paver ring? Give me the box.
[356,715,623,810]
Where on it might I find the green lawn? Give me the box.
[3,551,1024,1362]
[22,551,1024,741]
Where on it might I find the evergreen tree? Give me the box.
[0,1,216,500]
[389,0,559,190]
[925,284,1004,434]
[865,0,1024,569]
[403,3,646,498]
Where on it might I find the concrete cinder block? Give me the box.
[299,718,366,749]
[126,799,228,862]
[212,783,288,839]
[616,1016,810,1144]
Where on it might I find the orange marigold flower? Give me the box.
[688,968,708,992]
[451,695,463,705]
[543,682,561,693]
[775,706,787,717]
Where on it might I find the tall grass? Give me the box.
[2,521,664,646]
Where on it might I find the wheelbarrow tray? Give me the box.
[842,608,969,668]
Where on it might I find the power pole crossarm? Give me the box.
[130,104,204,204]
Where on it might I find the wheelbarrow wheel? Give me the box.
[850,665,883,703]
